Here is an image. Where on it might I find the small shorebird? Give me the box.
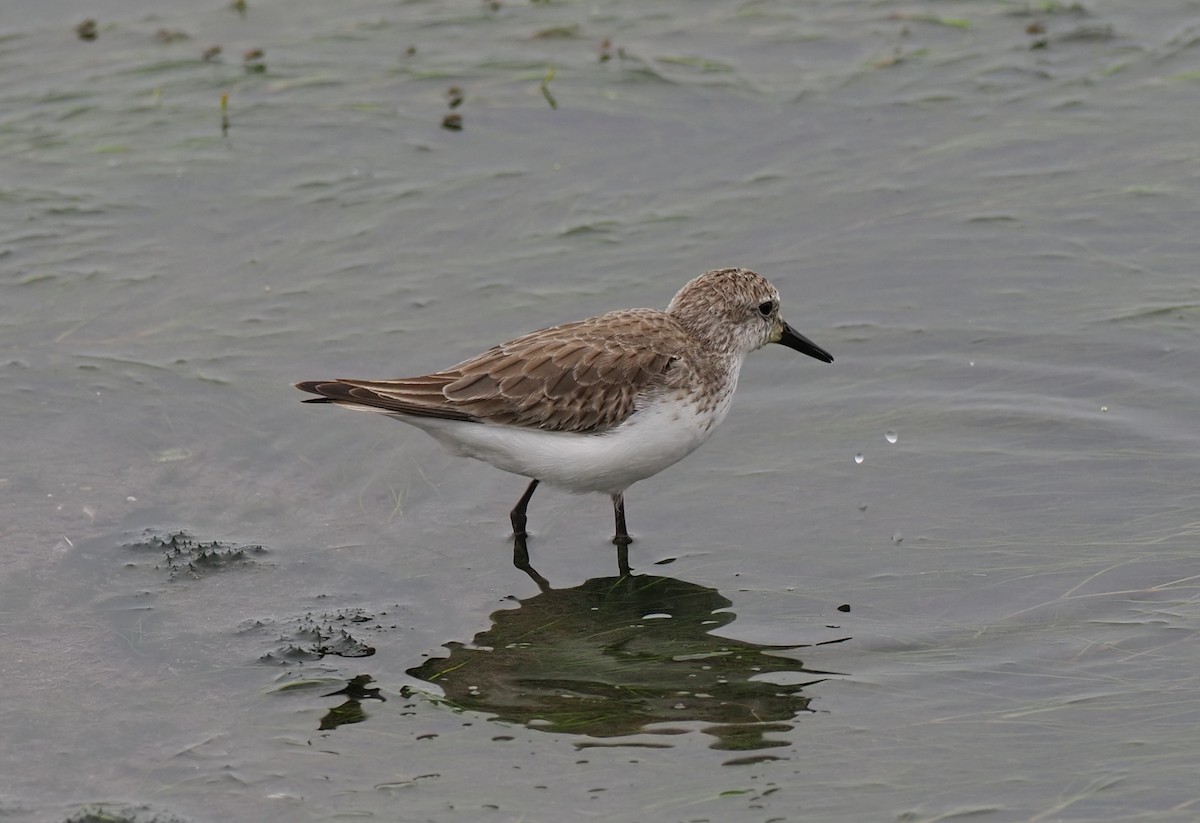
[296,267,832,577]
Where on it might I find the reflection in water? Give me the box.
[407,574,846,758]
[319,674,385,731]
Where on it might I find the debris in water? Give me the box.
[243,48,265,73]
[540,67,558,109]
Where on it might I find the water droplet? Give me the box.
[153,447,192,463]
[854,453,864,464]
[969,360,975,367]
[892,531,904,544]
[885,430,898,444]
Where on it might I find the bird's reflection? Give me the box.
[407,571,846,757]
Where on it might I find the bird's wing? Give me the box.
[295,309,690,433]
[295,373,476,422]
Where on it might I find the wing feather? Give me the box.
[295,308,694,433]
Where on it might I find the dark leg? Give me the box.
[510,479,540,539]
[616,540,631,578]
[612,492,632,576]
[513,532,550,591]
[511,479,548,589]
[611,491,631,546]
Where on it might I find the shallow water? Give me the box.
[2,1,1199,821]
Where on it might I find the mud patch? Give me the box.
[64,804,186,823]
[244,606,402,663]
[123,530,267,579]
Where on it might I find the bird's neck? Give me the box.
[671,309,740,355]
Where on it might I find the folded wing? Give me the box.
[295,309,689,434]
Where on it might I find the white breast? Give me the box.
[395,389,735,496]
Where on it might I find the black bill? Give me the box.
[776,321,834,363]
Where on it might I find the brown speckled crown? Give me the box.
[666,267,782,354]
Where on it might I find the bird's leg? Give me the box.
[510,479,540,539]
[511,479,549,589]
[513,531,550,591]
[612,492,632,576]
[611,491,632,545]
[616,541,631,578]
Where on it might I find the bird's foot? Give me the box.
[615,540,632,578]
[512,533,549,591]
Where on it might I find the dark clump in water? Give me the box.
[252,608,381,662]
[318,674,386,730]
[64,804,185,823]
[242,48,265,73]
[124,530,267,579]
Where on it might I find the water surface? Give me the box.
[2,1,1198,821]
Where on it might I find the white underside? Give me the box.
[342,395,732,495]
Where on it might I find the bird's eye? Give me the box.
[757,300,775,317]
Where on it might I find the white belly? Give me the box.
[395,395,730,495]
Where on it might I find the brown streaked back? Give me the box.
[295,308,694,433]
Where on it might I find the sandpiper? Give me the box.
[296,267,832,576]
